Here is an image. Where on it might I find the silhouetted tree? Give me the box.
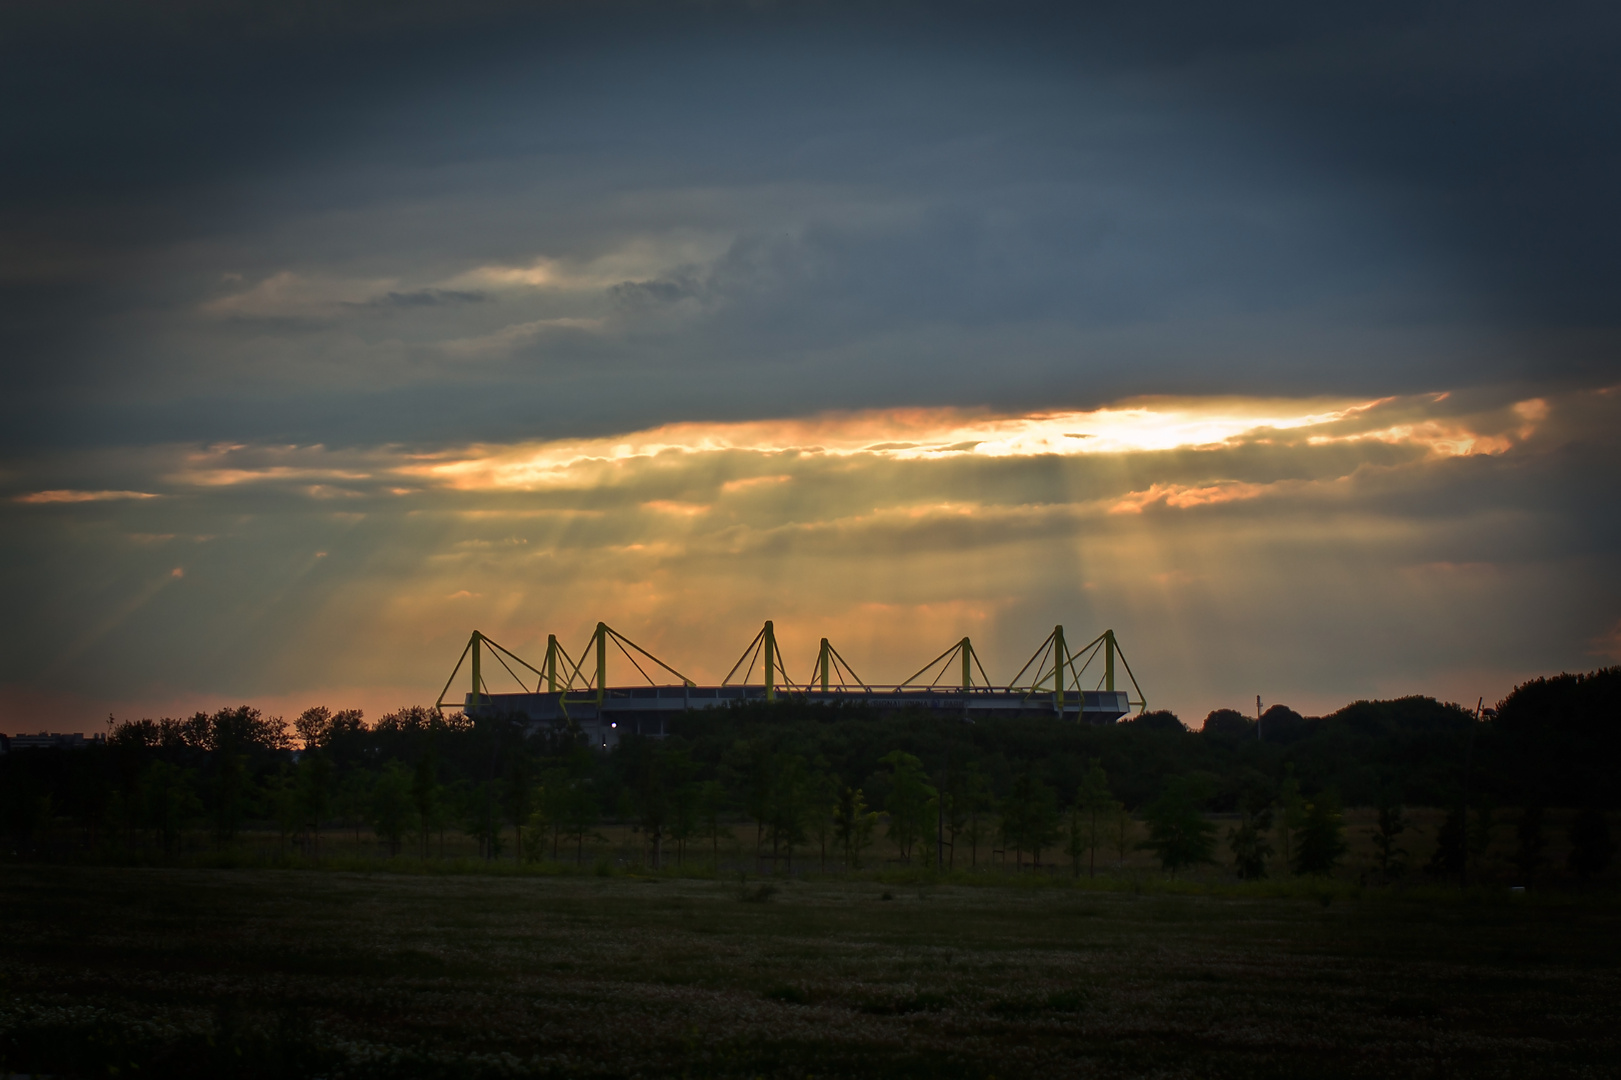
[411,755,440,858]
[1427,807,1467,879]
[765,754,813,873]
[293,706,332,752]
[1567,808,1614,882]
[1276,773,1306,870]
[143,761,200,854]
[833,785,877,870]
[1469,799,1496,870]
[1512,804,1546,886]
[559,750,600,865]
[210,749,250,844]
[668,769,702,868]
[805,769,838,873]
[336,770,374,847]
[957,765,993,868]
[1292,789,1347,876]
[297,750,333,856]
[723,739,775,869]
[696,779,732,868]
[371,762,413,856]
[503,752,537,861]
[1138,778,1216,877]
[1005,773,1060,869]
[1228,774,1275,880]
[879,750,935,864]
[1071,760,1113,878]
[1202,709,1253,738]
[1370,797,1409,882]
[264,767,301,852]
[1109,801,1135,870]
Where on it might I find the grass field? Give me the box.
[2,864,1617,1078]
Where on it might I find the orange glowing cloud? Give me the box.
[1108,481,1276,514]
[129,390,1547,503]
[17,490,160,504]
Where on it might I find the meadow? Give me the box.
[2,861,1617,1079]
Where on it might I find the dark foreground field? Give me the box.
[2,867,1617,1078]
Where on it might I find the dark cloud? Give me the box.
[2,2,1619,453]
[3,2,1620,724]
[351,289,489,309]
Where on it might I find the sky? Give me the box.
[2,1,1618,732]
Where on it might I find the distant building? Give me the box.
[1,732,106,753]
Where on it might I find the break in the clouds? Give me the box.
[3,385,1617,727]
[1,2,1619,729]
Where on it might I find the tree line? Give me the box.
[1,667,1615,882]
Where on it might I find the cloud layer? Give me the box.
[2,3,1619,729]
[4,385,1615,727]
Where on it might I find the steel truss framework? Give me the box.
[436,621,1145,725]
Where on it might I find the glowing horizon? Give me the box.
[4,384,1612,732]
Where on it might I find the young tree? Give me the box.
[297,750,334,858]
[1426,806,1467,879]
[723,739,775,870]
[997,785,1024,868]
[535,768,568,859]
[1138,779,1216,878]
[1292,789,1348,876]
[520,782,552,863]
[695,779,733,868]
[1228,777,1275,880]
[617,736,670,869]
[503,751,535,862]
[371,761,413,856]
[959,766,993,869]
[463,779,505,860]
[833,785,877,870]
[1065,801,1086,877]
[765,753,812,874]
[879,751,936,864]
[805,770,839,873]
[335,769,375,849]
[1276,773,1307,872]
[560,770,600,865]
[210,749,250,845]
[1109,802,1135,870]
[1512,804,1547,886]
[1370,797,1408,883]
[1469,799,1496,870]
[940,766,975,869]
[1228,816,1274,880]
[1567,808,1615,882]
[142,760,200,855]
[668,773,701,868]
[264,767,303,853]
[411,756,440,859]
[1007,774,1060,869]
[1072,761,1113,878]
